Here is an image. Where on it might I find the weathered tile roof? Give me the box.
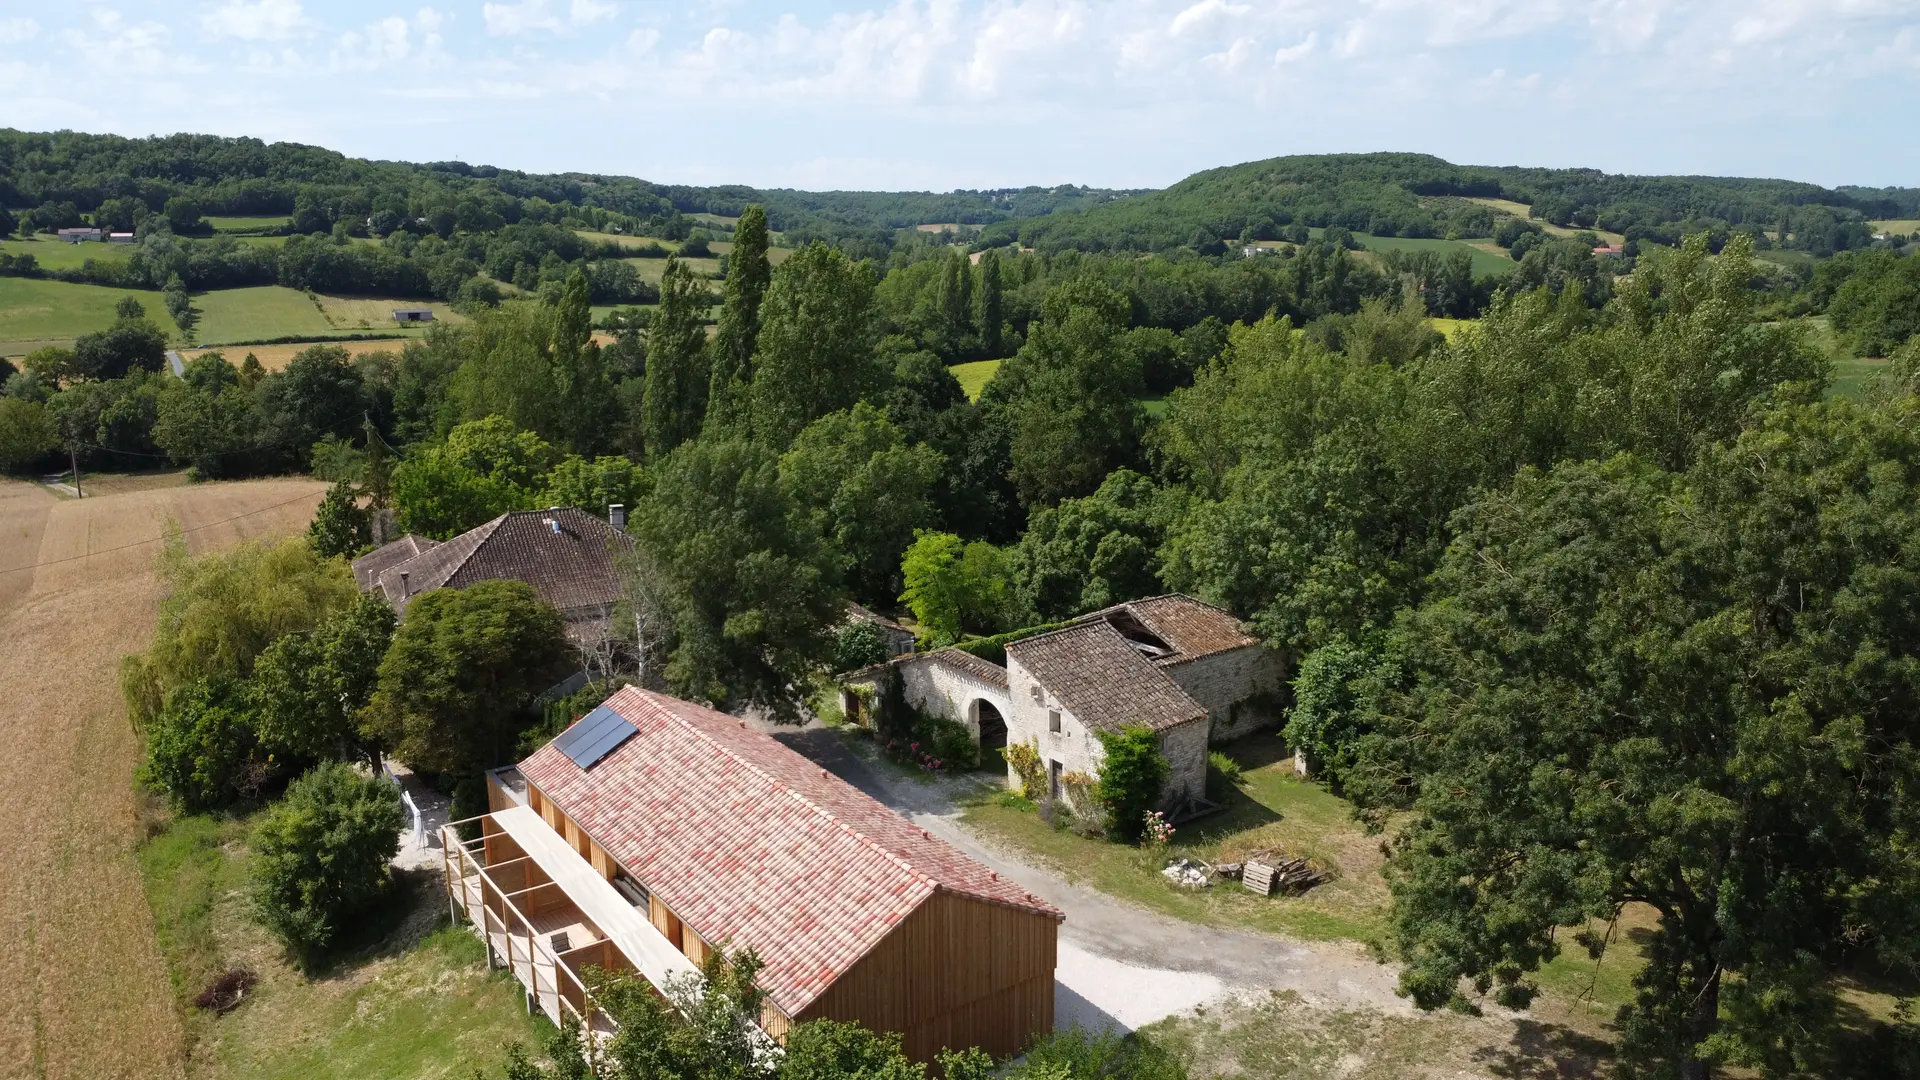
[350,534,439,591]
[925,647,1010,688]
[1081,594,1261,664]
[838,647,1009,690]
[1006,621,1205,734]
[844,601,910,635]
[518,687,1061,1017]
[373,508,631,625]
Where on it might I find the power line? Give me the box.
[0,490,324,578]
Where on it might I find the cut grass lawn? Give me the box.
[1429,316,1474,341]
[950,359,1002,401]
[962,735,1388,945]
[1,236,132,271]
[963,732,1653,1017]
[0,275,182,348]
[139,808,551,1080]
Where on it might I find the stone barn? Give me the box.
[839,595,1286,814]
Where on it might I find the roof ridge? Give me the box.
[382,513,507,586]
[615,688,945,901]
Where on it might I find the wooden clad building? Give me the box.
[484,686,1062,1062]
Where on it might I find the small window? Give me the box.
[1030,684,1044,705]
[1048,709,1061,733]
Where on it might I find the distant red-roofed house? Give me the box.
[446,686,1061,1063]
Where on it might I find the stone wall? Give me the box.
[842,656,1010,745]
[1005,656,1210,812]
[1162,644,1288,743]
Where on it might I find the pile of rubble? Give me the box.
[1160,857,1214,889]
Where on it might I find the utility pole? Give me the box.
[69,442,82,499]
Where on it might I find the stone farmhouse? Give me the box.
[447,686,1062,1063]
[352,506,632,644]
[843,595,1286,814]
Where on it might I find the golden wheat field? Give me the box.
[0,476,327,1080]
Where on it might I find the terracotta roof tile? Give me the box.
[351,534,439,591]
[518,688,1060,1017]
[374,509,631,629]
[1081,594,1260,663]
[1006,622,1204,734]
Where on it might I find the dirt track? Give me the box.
[0,476,327,1080]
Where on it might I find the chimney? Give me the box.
[608,503,627,532]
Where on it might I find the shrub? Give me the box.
[250,762,404,968]
[1206,750,1243,799]
[306,478,370,559]
[1002,739,1044,800]
[949,620,1070,667]
[142,677,267,811]
[780,1020,922,1080]
[1011,1028,1188,1080]
[832,621,889,673]
[1093,727,1169,844]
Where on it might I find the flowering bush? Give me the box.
[1141,810,1175,847]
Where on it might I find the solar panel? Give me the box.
[553,704,637,768]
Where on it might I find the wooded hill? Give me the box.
[983,151,1920,256]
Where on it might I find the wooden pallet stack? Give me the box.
[1241,854,1328,897]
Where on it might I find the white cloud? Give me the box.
[1169,0,1250,38]
[0,17,40,44]
[333,8,447,70]
[1272,30,1315,65]
[202,0,306,42]
[572,0,620,24]
[485,0,617,36]
[68,10,176,74]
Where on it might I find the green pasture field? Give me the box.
[0,236,132,272]
[0,277,182,351]
[949,359,1002,401]
[620,255,723,284]
[1463,197,1629,247]
[206,215,289,232]
[192,286,337,343]
[1350,233,1516,277]
[1871,219,1920,237]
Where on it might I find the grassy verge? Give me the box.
[138,807,550,1079]
[962,736,1388,945]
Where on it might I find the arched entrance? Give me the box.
[971,699,1007,752]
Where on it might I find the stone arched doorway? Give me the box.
[971,698,1008,752]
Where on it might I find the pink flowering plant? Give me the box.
[1141,810,1175,847]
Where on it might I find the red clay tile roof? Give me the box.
[517,687,1061,1017]
[1081,594,1260,664]
[374,508,631,626]
[351,534,439,591]
[1006,621,1205,734]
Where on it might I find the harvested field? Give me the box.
[179,339,416,373]
[0,475,328,1080]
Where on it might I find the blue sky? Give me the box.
[3,1,1916,191]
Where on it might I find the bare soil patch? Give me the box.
[0,476,327,1080]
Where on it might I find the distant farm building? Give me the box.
[392,307,435,323]
[107,232,134,243]
[56,228,103,243]
[449,686,1062,1063]
[1241,243,1282,257]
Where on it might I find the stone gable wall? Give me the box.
[1162,644,1288,743]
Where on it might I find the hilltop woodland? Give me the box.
[8,132,1915,1078]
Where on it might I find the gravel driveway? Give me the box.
[764,726,1412,1034]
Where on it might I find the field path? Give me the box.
[0,477,326,1080]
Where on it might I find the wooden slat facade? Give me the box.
[794,890,1058,1062]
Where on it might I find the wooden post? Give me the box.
[69,444,81,499]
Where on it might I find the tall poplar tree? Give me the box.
[977,248,1006,357]
[705,205,772,431]
[643,256,710,458]
[747,243,881,447]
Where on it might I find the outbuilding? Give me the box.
[392,307,436,323]
[447,686,1063,1063]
